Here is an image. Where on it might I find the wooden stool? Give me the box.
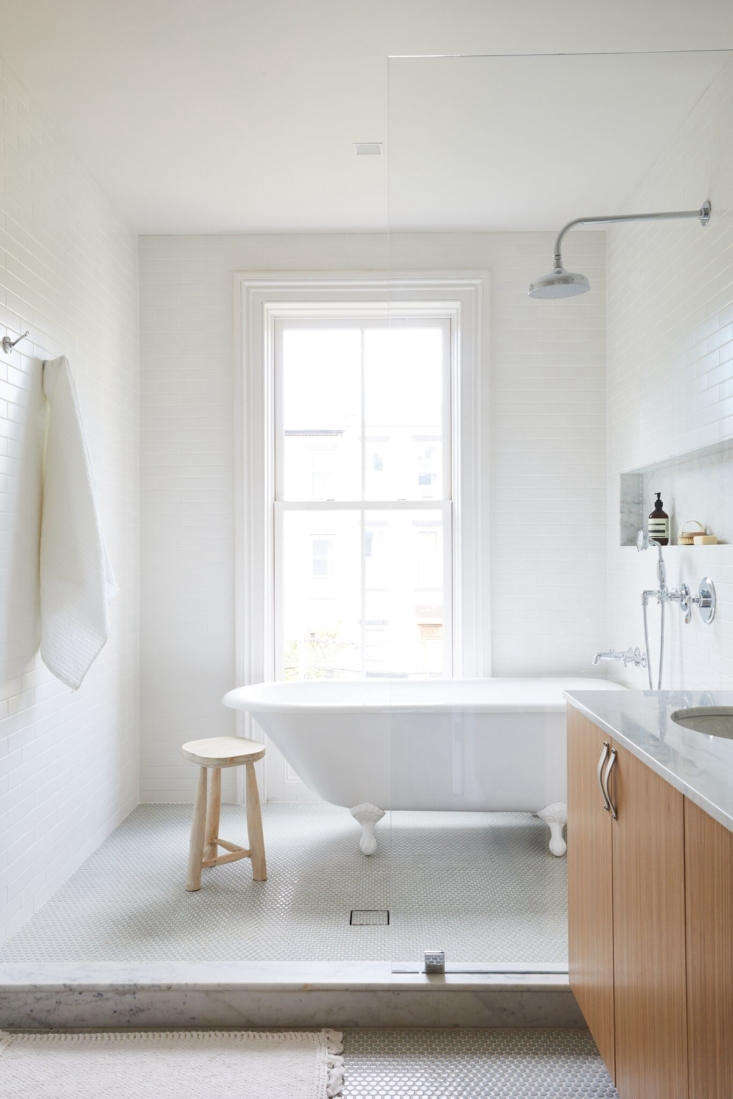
[181,736,267,891]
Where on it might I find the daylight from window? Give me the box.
[277,321,450,680]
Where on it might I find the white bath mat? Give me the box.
[0,1029,344,1098]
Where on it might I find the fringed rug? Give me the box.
[0,1029,344,1098]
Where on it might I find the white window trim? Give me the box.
[233,271,491,751]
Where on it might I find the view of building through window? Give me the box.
[276,319,451,680]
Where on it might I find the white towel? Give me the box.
[40,357,116,689]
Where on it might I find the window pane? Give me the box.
[277,319,450,682]
[281,327,361,500]
[363,327,445,500]
[363,509,445,678]
[281,510,361,679]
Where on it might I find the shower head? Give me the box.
[636,530,657,552]
[636,529,667,591]
[529,200,711,300]
[528,267,590,299]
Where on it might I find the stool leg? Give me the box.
[245,761,267,882]
[186,766,208,892]
[204,766,222,862]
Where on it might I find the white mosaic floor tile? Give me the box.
[0,804,567,964]
[342,1029,618,1098]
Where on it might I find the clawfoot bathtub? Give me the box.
[223,677,622,856]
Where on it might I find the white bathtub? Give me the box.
[223,677,622,856]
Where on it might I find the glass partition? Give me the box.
[385,48,732,975]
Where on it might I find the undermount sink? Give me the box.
[671,707,733,739]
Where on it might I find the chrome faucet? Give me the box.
[636,530,688,608]
[634,529,717,689]
[593,646,647,669]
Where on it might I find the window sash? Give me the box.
[274,500,453,680]
[273,315,452,507]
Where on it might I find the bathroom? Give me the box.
[0,5,731,1097]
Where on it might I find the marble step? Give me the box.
[0,962,582,1029]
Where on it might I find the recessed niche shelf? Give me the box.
[620,439,733,547]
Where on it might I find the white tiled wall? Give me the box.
[0,58,140,942]
[606,59,733,688]
[139,230,606,801]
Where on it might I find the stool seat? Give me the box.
[181,736,265,768]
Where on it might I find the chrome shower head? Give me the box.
[528,266,590,299]
[636,530,655,552]
[530,201,711,301]
[636,529,667,591]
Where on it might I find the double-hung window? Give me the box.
[274,314,452,680]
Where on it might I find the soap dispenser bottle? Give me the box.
[648,492,670,545]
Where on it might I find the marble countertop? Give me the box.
[565,690,733,832]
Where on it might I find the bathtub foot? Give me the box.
[538,802,567,857]
[350,803,385,855]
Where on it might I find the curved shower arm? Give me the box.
[553,201,711,270]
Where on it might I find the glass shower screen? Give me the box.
[384,48,731,974]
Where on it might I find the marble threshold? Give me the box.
[0,961,582,1029]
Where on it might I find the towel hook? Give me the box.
[2,330,30,354]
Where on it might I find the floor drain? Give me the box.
[350,909,390,926]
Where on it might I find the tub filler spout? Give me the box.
[350,803,385,855]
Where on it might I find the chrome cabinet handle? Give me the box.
[597,742,611,812]
[602,748,618,820]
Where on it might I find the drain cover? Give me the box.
[350,909,390,926]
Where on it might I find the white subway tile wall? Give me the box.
[0,59,140,943]
[606,59,733,688]
[139,231,606,801]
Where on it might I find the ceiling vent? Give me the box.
[354,142,383,156]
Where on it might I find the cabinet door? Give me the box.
[611,741,687,1099]
[684,797,733,1099]
[567,707,615,1079]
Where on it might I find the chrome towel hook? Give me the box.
[2,329,30,354]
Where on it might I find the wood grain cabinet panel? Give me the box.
[610,740,688,1099]
[567,708,616,1079]
[568,708,733,1099]
[684,797,733,1099]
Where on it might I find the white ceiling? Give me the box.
[0,0,732,234]
[388,52,731,230]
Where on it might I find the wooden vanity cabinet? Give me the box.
[684,798,733,1099]
[567,707,615,1076]
[610,728,687,1099]
[567,705,731,1099]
